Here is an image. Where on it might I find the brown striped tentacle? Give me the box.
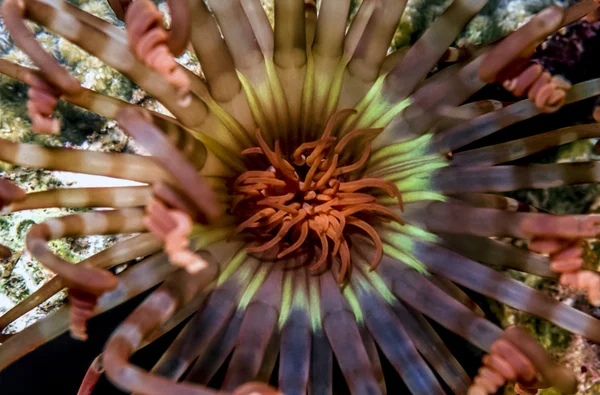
[26,208,146,296]
[103,261,280,395]
[2,0,83,134]
[116,108,221,222]
[0,233,161,335]
[0,138,170,184]
[5,186,153,214]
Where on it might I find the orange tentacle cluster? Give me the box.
[502,63,572,113]
[125,0,190,106]
[232,111,403,283]
[68,289,98,341]
[530,238,600,306]
[469,339,541,395]
[144,198,208,274]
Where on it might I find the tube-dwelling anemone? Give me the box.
[1,0,600,394]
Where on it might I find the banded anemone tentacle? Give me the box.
[453,193,542,213]
[0,179,25,256]
[479,6,566,86]
[374,55,486,147]
[336,0,407,110]
[354,247,473,393]
[358,325,387,393]
[0,138,169,183]
[14,0,209,128]
[352,0,489,131]
[2,0,83,133]
[3,186,152,213]
[124,0,191,104]
[430,275,486,316]
[78,354,104,395]
[349,267,446,395]
[408,201,600,239]
[431,78,600,154]
[563,0,600,26]
[0,233,161,335]
[377,257,502,351]
[222,265,283,390]
[434,100,504,131]
[116,107,221,221]
[273,0,308,139]
[149,256,261,380]
[412,241,600,343]
[107,0,129,20]
[394,302,472,394]
[0,251,175,371]
[452,123,600,167]
[26,208,146,296]
[205,0,283,142]
[102,263,224,395]
[186,0,257,139]
[308,0,351,134]
[0,58,215,169]
[275,268,311,395]
[319,271,381,394]
[440,234,557,278]
[140,239,247,349]
[431,161,600,194]
[469,326,579,395]
[184,311,245,385]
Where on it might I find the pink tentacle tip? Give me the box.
[468,338,541,395]
[534,238,600,306]
[68,289,98,341]
[501,64,571,113]
[125,0,191,106]
[25,76,62,135]
[144,202,207,274]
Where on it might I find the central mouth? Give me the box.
[230,110,404,283]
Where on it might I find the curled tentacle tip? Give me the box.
[125,0,191,103]
[559,271,600,306]
[68,289,99,342]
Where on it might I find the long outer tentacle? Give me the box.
[26,208,146,296]
[116,107,221,221]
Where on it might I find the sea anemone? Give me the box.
[1,0,600,394]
